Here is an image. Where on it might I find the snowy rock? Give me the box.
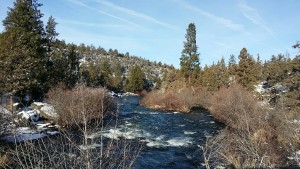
[17,107,40,122]
[123,92,138,96]
[33,102,58,118]
[0,106,11,115]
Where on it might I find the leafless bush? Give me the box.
[5,85,143,169]
[141,87,212,112]
[204,84,299,168]
[46,85,116,127]
[6,132,143,169]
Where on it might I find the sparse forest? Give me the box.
[0,0,299,169]
[141,23,300,168]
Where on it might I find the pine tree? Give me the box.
[126,65,146,92]
[112,61,123,91]
[101,59,112,88]
[180,23,200,81]
[228,54,237,85]
[45,15,58,52]
[0,0,47,99]
[64,44,80,88]
[215,57,228,88]
[201,64,218,91]
[236,48,258,90]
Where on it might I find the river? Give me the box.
[102,96,223,169]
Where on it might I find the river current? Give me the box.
[102,96,223,169]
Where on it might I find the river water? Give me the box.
[102,96,223,169]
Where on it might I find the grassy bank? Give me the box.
[141,85,300,168]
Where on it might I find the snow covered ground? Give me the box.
[1,102,59,143]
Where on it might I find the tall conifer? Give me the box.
[0,0,46,98]
[180,23,200,81]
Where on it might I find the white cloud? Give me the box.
[238,0,274,35]
[96,0,179,31]
[56,18,136,30]
[177,0,245,31]
[65,0,149,31]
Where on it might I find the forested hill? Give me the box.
[0,0,174,99]
[75,43,175,91]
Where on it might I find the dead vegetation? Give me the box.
[202,84,300,168]
[2,85,142,169]
[46,85,116,127]
[140,87,211,112]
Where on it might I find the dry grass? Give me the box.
[140,87,211,112]
[203,84,300,168]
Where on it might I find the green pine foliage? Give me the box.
[180,23,200,81]
[0,0,47,98]
[236,48,259,90]
[100,58,112,89]
[263,54,289,85]
[63,44,80,88]
[125,65,146,92]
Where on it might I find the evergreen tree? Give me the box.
[228,54,237,85]
[263,54,288,85]
[190,66,201,86]
[201,64,218,91]
[236,48,258,90]
[0,0,47,99]
[112,61,123,91]
[215,57,228,88]
[101,59,112,88]
[126,65,146,92]
[180,23,200,81]
[45,15,58,52]
[228,54,237,76]
[64,44,80,88]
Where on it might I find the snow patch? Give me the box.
[17,108,40,121]
[34,102,58,118]
[0,106,11,115]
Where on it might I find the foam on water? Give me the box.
[101,126,151,140]
[183,131,197,135]
[166,137,193,147]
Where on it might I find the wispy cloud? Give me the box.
[177,0,245,31]
[56,18,135,30]
[238,0,273,35]
[238,0,290,50]
[95,0,179,31]
[65,0,149,31]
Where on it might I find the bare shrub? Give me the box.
[205,84,299,168]
[6,133,143,169]
[210,84,258,130]
[141,87,212,112]
[6,85,142,169]
[46,85,116,127]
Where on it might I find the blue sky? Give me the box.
[1,0,300,67]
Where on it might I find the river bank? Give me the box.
[141,85,300,168]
